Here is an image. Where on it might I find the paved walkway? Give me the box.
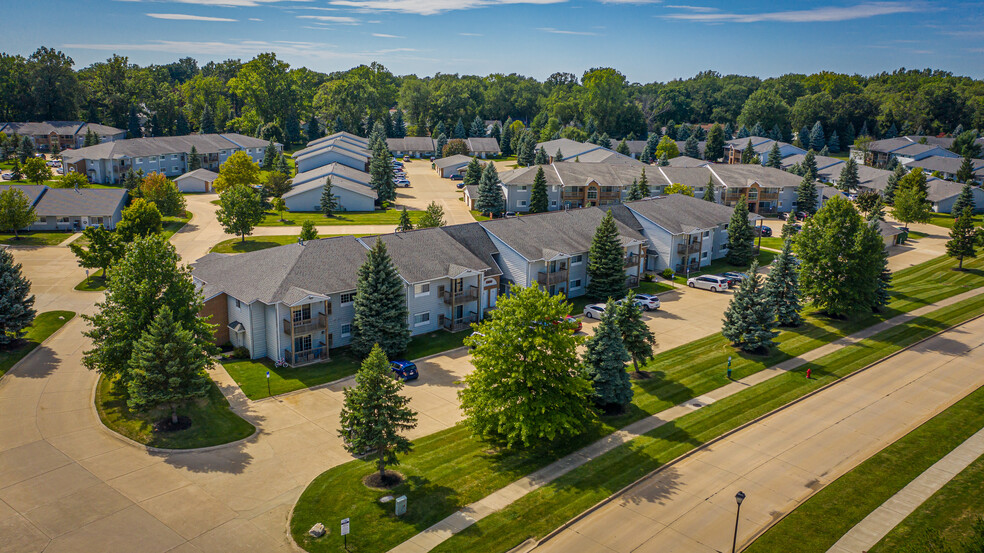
[826,426,984,553]
[532,314,984,553]
[386,286,984,553]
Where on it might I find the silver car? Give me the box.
[687,275,730,292]
[582,303,607,319]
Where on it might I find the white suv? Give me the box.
[631,294,661,311]
[687,275,730,292]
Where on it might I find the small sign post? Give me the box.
[341,518,350,550]
[266,371,271,397]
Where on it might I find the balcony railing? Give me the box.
[283,312,327,335]
[284,345,328,366]
[442,314,477,332]
[674,262,701,274]
[442,286,479,304]
[626,275,639,288]
[537,269,568,286]
[624,254,640,268]
[676,242,701,254]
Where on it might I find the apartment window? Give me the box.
[172,166,179,173]
[551,200,558,207]
[171,154,179,160]
[414,283,430,297]
[341,324,351,337]
[571,279,582,289]
[778,201,783,208]
[293,334,312,352]
[413,312,430,326]
[703,231,710,238]
[235,299,241,308]
[519,200,527,207]
[571,254,584,264]
[702,252,708,259]
[135,157,143,164]
[292,304,311,322]
[587,189,598,199]
[340,292,355,304]
[148,156,156,162]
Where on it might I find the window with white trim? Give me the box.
[571,254,584,264]
[519,200,527,207]
[414,283,430,296]
[413,312,430,326]
[702,252,708,258]
[235,299,241,308]
[520,185,527,191]
[341,324,351,337]
[551,200,558,206]
[571,279,583,289]
[340,292,355,304]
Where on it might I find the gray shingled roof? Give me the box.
[284,166,376,200]
[711,164,805,190]
[441,222,502,277]
[624,193,759,235]
[294,139,370,162]
[433,154,474,170]
[0,184,46,206]
[905,156,984,175]
[0,121,122,137]
[466,137,500,153]
[369,228,492,283]
[479,207,644,261]
[536,138,604,160]
[61,133,267,161]
[291,162,371,188]
[667,156,710,168]
[781,153,844,171]
[307,132,369,149]
[33,188,128,217]
[175,168,218,182]
[499,162,647,188]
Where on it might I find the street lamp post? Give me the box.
[732,491,746,553]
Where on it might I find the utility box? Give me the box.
[395,495,407,516]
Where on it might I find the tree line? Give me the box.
[3,49,984,149]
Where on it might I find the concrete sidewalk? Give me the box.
[827,426,984,553]
[386,286,984,553]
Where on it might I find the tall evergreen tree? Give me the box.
[615,139,630,156]
[529,167,549,213]
[770,123,783,141]
[946,207,980,270]
[614,295,656,374]
[534,146,549,165]
[397,206,413,231]
[703,175,716,202]
[723,122,734,139]
[626,178,642,201]
[586,210,628,300]
[598,133,612,149]
[951,182,975,216]
[369,140,396,202]
[637,168,650,197]
[796,175,819,215]
[434,133,448,159]
[726,199,755,265]
[351,238,411,358]
[809,121,825,151]
[262,140,277,170]
[838,157,860,192]
[392,110,406,138]
[0,247,36,348]
[740,140,756,164]
[737,125,749,139]
[956,155,975,184]
[797,126,810,149]
[721,261,777,353]
[320,177,339,216]
[199,105,215,134]
[126,306,211,424]
[554,148,564,162]
[801,150,819,181]
[658,152,669,166]
[188,145,201,170]
[463,157,483,186]
[844,122,856,149]
[469,116,486,138]
[453,118,466,139]
[339,344,417,483]
[274,152,290,175]
[764,240,802,327]
[517,134,536,166]
[306,115,322,144]
[474,162,504,217]
[333,115,346,134]
[127,106,142,138]
[766,142,782,168]
[418,201,445,228]
[819,145,830,157]
[582,299,632,412]
[751,121,766,137]
[175,112,190,136]
[500,123,514,157]
[827,130,840,152]
[884,163,907,204]
[149,113,163,137]
[684,134,700,158]
[705,123,725,161]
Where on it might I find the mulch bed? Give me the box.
[154,415,192,433]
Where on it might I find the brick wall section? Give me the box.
[202,293,229,345]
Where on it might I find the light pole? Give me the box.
[732,491,746,553]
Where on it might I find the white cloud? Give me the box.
[146,12,237,21]
[458,32,484,36]
[372,32,405,38]
[597,0,661,3]
[665,4,718,12]
[296,14,360,23]
[538,27,600,36]
[249,17,263,20]
[118,0,308,6]
[62,39,424,60]
[663,2,926,23]
[327,0,566,16]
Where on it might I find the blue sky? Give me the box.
[3,0,982,81]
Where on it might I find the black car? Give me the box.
[755,226,773,237]
[450,174,463,181]
[779,212,791,220]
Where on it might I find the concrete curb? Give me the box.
[532,311,984,552]
[0,311,78,383]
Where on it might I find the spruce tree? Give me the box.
[801,150,818,181]
[351,238,411,358]
[554,148,564,162]
[475,162,504,217]
[188,145,201,170]
[764,240,802,327]
[453,118,466,139]
[946,207,980,270]
[723,122,734,139]
[956,155,975,184]
[740,140,756,164]
[770,123,783,142]
[809,121,825,151]
[951,182,975,217]
[500,123,514,156]
[626,178,642,201]
[339,344,417,483]
[320,177,339,217]
[796,175,819,215]
[615,295,656,374]
[262,140,277,170]
[598,133,612,149]
[463,157,483,186]
[885,163,907,204]
[274,152,290,176]
[333,116,346,134]
[638,168,650,197]
[705,124,725,161]
[418,201,445,228]
[844,122,856,149]
[684,134,700,158]
[827,130,840,152]
[737,125,749,139]
[838,157,860,192]
[434,133,448,160]
[517,133,536,166]
[175,112,190,136]
[128,106,142,138]
[397,206,413,231]
[818,145,830,157]
[126,306,211,424]
[299,220,318,241]
[751,122,766,137]
[658,152,669,166]
[721,261,777,353]
[306,115,322,144]
[0,247,36,348]
[766,142,782,168]
[703,176,716,202]
[644,132,660,162]
[529,167,549,213]
[200,105,216,134]
[369,140,396,202]
[726,199,755,265]
[798,126,810,149]
[392,110,406,138]
[582,299,632,412]
[586,210,628,300]
[469,116,486,137]
[616,139,630,156]
[534,146,549,165]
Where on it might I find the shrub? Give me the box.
[661,268,674,279]
[232,346,250,359]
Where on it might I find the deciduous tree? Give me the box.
[0,187,36,239]
[216,185,264,242]
[214,151,261,193]
[139,172,186,216]
[116,199,162,241]
[69,226,124,279]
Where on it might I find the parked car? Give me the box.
[455,182,465,189]
[390,360,419,381]
[631,294,661,311]
[754,226,773,237]
[796,211,808,221]
[504,211,518,217]
[721,271,750,283]
[687,275,730,292]
[554,315,582,333]
[582,303,607,319]
[450,174,464,181]
[403,156,410,162]
[0,173,12,181]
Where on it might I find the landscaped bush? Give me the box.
[642,273,654,282]
[232,346,250,359]
[661,268,674,279]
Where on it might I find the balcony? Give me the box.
[442,314,477,332]
[674,262,702,274]
[624,254,640,268]
[442,286,479,305]
[537,269,568,286]
[284,345,328,366]
[677,242,701,254]
[626,275,639,288]
[283,312,327,335]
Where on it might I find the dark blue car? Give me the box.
[390,360,419,381]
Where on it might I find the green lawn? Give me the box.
[745,382,984,553]
[210,234,369,254]
[75,271,107,292]
[568,280,675,314]
[223,329,470,400]
[289,252,984,553]
[95,375,255,449]
[161,211,193,239]
[870,455,984,552]
[758,236,789,250]
[0,311,75,376]
[927,212,982,230]
[258,209,426,227]
[671,249,779,284]
[0,231,71,247]
[469,210,491,222]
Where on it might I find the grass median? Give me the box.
[289,253,984,553]
[95,375,255,449]
[745,379,984,553]
[0,231,72,247]
[0,311,75,376]
[258,209,425,227]
[209,234,368,254]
